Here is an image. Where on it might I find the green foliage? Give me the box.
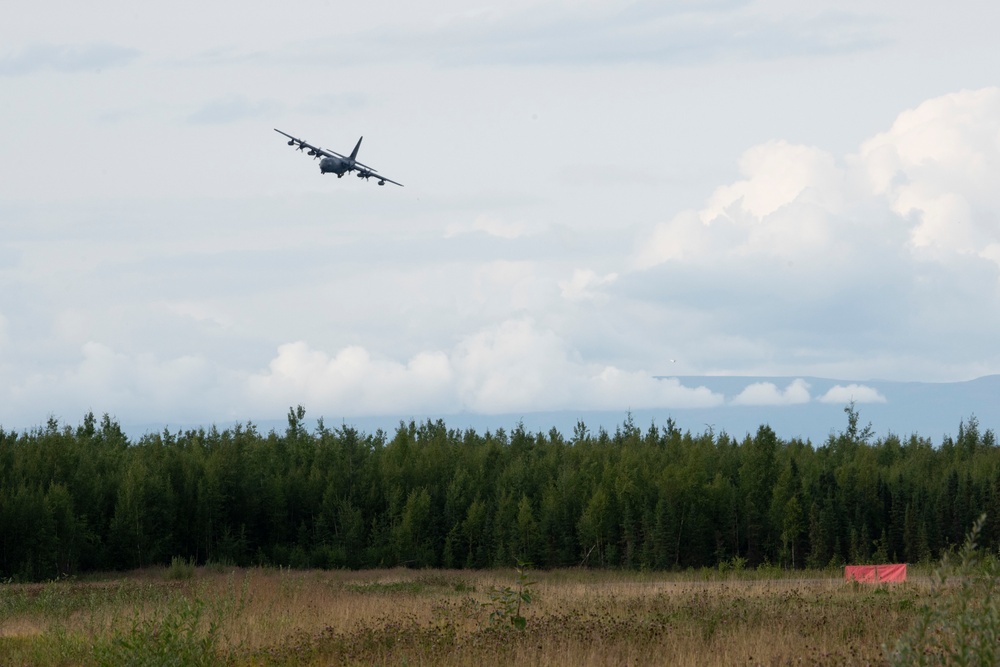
[93,595,220,667]
[484,561,536,630]
[89,576,248,667]
[166,556,196,580]
[2,407,1000,579]
[718,554,747,574]
[889,514,1000,666]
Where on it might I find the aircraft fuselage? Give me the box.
[319,156,350,176]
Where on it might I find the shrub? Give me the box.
[166,556,196,581]
[888,514,999,666]
[93,595,219,667]
[484,561,536,631]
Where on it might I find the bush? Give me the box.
[483,561,536,631]
[166,556,195,580]
[93,595,219,667]
[888,514,999,666]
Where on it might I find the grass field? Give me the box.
[0,565,934,666]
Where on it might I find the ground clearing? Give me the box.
[0,566,926,665]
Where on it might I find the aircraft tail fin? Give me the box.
[349,136,363,162]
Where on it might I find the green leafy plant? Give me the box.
[93,594,221,667]
[888,514,999,666]
[166,556,196,580]
[484,560,536,630]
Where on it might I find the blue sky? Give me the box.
[2,1,999,430]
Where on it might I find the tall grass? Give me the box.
[0,564,931,666]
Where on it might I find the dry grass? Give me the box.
[0,566,929,666]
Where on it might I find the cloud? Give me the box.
[406,4,885,67]
[0,43,139,76]
[637,88,1000,272]
[858,88,1000,261]
[157,300,235,331]
[186,95,282,124]
[196,4,884,71]
[555,164,662,187]
[559,269,618,302]
[247,319,725,415]
[700,141,845,222]
[731,379,811,406]
[819,384,887,404]
[635,140,851,269]
[295,93,367,115]
[6,83,1000,431]
[1,342,230,424]
[246,342,455,414]
[630,87,1000,378]
[444,215,534,239]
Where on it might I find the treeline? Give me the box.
[1,405,999,581]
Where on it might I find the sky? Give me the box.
[2,1,1000,433]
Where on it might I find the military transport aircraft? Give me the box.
[274,129,403,187]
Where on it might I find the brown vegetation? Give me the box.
[0,566,928,666]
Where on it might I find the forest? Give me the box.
[1,404,998,581]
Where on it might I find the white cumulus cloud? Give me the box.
[246,342,455,414]
[636,87,1000,271]
[700,141,845,223]
[731,379,811,406]
[0,342,228,425]
[634,143,852,271]
[819,384,887,404]
[858,87,1000,260]
[246,319,724,415]
[630,87,1000,380]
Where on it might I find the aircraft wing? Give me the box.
[274,128,340,160]
[372,173,404,187]
[335,153,404,186]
